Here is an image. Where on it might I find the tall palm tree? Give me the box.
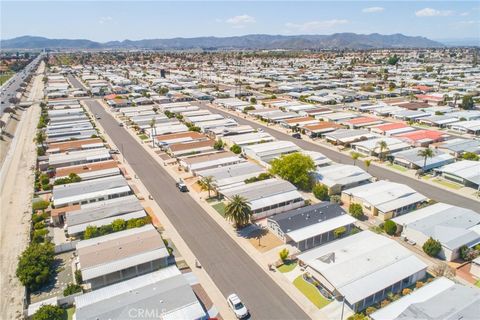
[149,117,156,147]
[351,152,360,166]
[417,147,434,171]
[364,159,372,173]
[199,176,215,198]
[224,195,252,228]
[377,140,389,162]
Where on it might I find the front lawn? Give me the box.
[212,202,226,216]
[277,261,297,273]
[432,178,462,190]
[387,163,408,172]
[476,280,480,288]
[138,134,149,140]
[293,275,331,309]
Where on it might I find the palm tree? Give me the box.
[377,140,389,162]
[149,117,156,147]
[199,176,215,198]
[417,147,434,171]
[350,152,360,166]
[364,159,372,173]
[224,195,252,228]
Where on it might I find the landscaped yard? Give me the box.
[387,163,408,172]
[212,202,226,216]
[138,134,149,140]
[432,178,462,190]
[476,280,480,288]
[277,260,298,273]
[293,275,331,309]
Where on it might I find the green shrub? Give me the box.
[230,144,241,154]
[312,183,329,201]
[32,305,65,320]
[348,203,363,219]
[279,248,289,261]
[423,237,442,257]
[32,200,50,211]
[384,220,397,235]
[74,270,83,284]
[334,226,346,238]
[63,283,82,296]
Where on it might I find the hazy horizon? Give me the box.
[1,1,479,42]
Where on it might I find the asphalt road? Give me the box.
[85,100,310,320]
[67,74,87,91]
[0,55,42,114]
[200,103,480,212]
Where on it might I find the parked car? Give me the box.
[291,133,301,139]
[95,114,101,119]
[119,123,124,127]
[109,149,120,154]
[176,180,188,192]
[227,294,249,319]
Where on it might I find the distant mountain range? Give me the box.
[1,33,445,50]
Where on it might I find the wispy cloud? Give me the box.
[415,8,453,17]
[225,15,256,28]
[285,19,349,33]
[99,16,113,24]
[362,7,384,14]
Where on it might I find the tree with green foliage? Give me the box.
[250,97,257,104]
[384,220,397,236]
[230,144,241,154]
[199,176,215,198]
[387,54,400,66]
[16,242,54,291]
[423,237,442,257]
[213,139,224,150]
[350,151,361,166]
[270,152,315,190]
[462,152,479,161]
[312,183,329,201]
[417,147,434,170]
[224,195,252,228]
[460,95,474,110]
[349,203,364,219]
[63,283,82,296]
[377,140,389,161]
[364,159,372,172]
[32,305,65,320]
[111,219,127,232]
[334,226,347,238]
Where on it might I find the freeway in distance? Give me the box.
[0,54,43,114]
[85,99,310,320]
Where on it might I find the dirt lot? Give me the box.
[0,62,44,319]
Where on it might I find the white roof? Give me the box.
[438,160,480,185]
[370,277,455,320]
[287,214,356,242]
[315,164,372,188]
[298,231,427,304]
[342,180,427,213]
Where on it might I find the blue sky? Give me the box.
[1,1,479,42]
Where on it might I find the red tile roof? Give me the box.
[395,130,444,141]
[371,122,408,132]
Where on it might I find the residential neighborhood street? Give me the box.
[85,99,310,320]
[201,103,480,212]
